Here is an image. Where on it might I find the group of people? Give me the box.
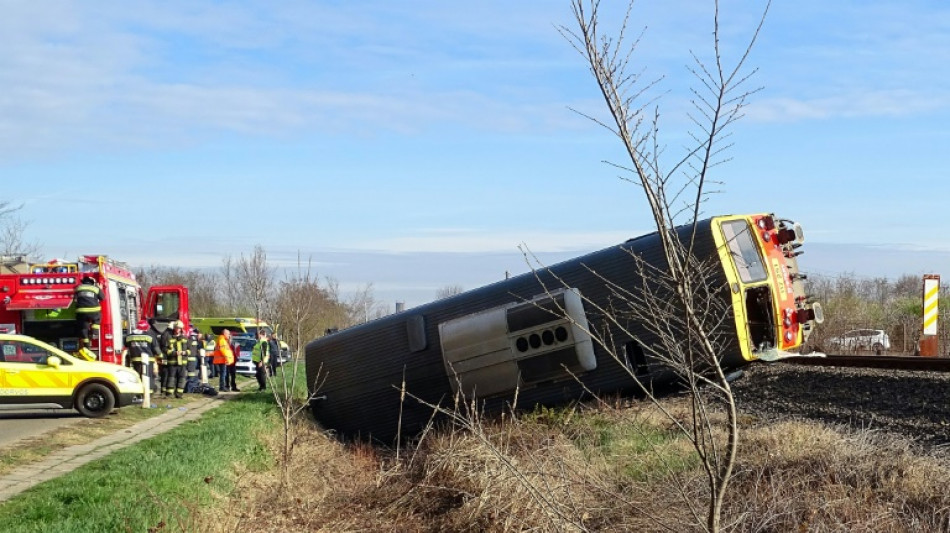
[123,320,284,397]
[123,319,206,398]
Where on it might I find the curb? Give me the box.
[0,395,230,504]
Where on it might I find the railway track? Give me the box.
[732,357,950,450]
[784,353,950,372]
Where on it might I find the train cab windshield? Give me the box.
[721,220,767,283]
[720,219,775,354]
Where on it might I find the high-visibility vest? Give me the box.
[212,334,234,365]
[252,339,269,364]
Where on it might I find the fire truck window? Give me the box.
[154,293,181,320]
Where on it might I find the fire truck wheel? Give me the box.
[76,383,115,418]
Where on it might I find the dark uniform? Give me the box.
[252,334,270,391]
[267,335,281,377]
[124,326,160,390]
[185,330,201,392]
[148,320,164,394]
[73,278,104,346]
[162,323,188,398]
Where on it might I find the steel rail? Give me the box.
[783,354,950,372]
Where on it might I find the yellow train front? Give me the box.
[305,213,821,443]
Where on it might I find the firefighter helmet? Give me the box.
[136,320,149,331]
[173,320,184,330]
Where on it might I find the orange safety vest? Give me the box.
[212,334,234,365]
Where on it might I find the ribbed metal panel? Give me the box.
[306,218,733,443]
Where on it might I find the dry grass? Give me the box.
[204,398,950,533]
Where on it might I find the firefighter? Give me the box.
[73,276,104,348]
[147,318,164,394]
[124,320,160,379]
[251,330,270,392]
[185,327,201,392]
[124,320,160,398]
[162,320,188,398]
[212,329,235,392]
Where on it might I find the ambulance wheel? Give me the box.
[76,383,115,418]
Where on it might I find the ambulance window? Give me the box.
[2,341,55,364]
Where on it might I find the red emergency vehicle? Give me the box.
[0,255,189,364]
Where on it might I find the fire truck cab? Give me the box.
[0,255,189,364]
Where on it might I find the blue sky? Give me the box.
[3,1,949,308]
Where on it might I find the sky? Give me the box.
[2,0,950,309]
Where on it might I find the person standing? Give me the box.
[185,327,201,392]
[228,336,240,392]
[204,334,218,380]
[251,330,270,392]
[146,318,163,394]
[73,276,104,349]
[162,320,188,398]
[212,329,234,392]
[267,332,281,377]
[123,319,160,398]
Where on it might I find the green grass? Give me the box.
[267,360,312,401]
[525,405,699,482]
[0,393,277,533]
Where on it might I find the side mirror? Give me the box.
[47,355,61,368]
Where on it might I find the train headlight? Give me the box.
[785,331,794,342]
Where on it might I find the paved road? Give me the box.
[0,409,85,448]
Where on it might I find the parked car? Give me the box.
[825,329,891,354]
[231,337,257,376]
[232,336,288,373]
[0,333,143,417]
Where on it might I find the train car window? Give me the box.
[721,220,767,283]
[406,315,427,353]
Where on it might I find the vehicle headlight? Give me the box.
[115,370,141,384]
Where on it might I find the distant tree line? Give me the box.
[134,245,390,359]
[807,273,950,355]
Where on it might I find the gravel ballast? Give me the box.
[730,361,950,450]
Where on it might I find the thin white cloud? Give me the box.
[748,89,950,123]
[355,228,641,254]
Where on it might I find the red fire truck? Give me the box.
[0,255,189,364]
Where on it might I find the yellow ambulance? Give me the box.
[0,334,143,417]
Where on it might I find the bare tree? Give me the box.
[237,245,275,323]
[136,266,223,317]
[219,255,246,314]
[273,253,323,359]
[0,202,40,259]
[346,282,387,324]
[268,252,330,485]
[0,216,41,259]
[551,2,769,531]
[435,284,464,300]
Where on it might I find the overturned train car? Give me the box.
[305,214,822,442]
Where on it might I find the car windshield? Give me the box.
[233,338,256,350]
